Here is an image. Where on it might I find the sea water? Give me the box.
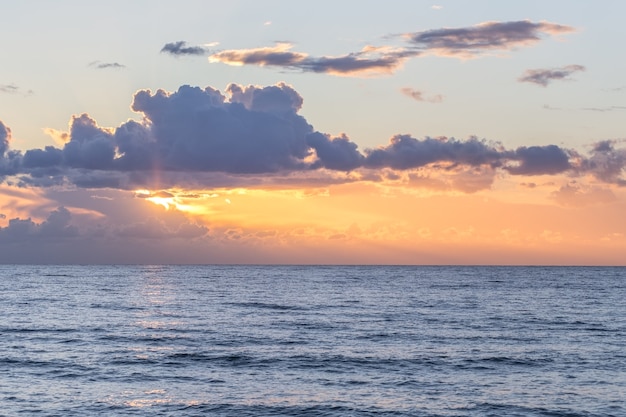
[0,265,624,416]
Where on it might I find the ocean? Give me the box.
[0,265,624,416]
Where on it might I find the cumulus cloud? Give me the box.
[0,207,78,243]
[1,82,624,193]
[209,43,416,76]
[518,64,585,86]
[400,87,443,103]
[161,41,207,56]
[405,20,575,58]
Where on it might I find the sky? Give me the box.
[1,0,625,264]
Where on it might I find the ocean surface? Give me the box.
[0,265,624,416]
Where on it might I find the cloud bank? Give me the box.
[518,64,585,86]
[0,83,624,192]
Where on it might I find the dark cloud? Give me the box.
[89,61,126,69]
[364,135,503,170]
[209,43,415,76]
[505,145,573,175]
[306,132,364,171]
[1,82,624,192]
[581,140,626,186]
[518,65,585,87]
[161,41,207,56]
[400,87,443,103]
[405,20,575,58]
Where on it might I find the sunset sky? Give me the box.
[1,0,625,264]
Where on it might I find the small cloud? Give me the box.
[264,21,272,26]
[0,84,19,94]
[518,64,585,87]
[400,87,443,103]
[161,41,207,56]
[581,106,626,112]
[91,195,114,201]
[431,5,443,10]
[0,84,33,96]
[88,61,126,70]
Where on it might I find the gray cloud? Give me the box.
[405,20,575,58]
[1,83,624,191]
[364,135,504,170]
[209,43,416,76]
[504,145,573,175]
[0,121,10,156]
[161,41,207,56]
[519,65,585,87]
[0,84,20,94]
[89,61,126,69]
[206,20,574,77]
[581,140,626,186]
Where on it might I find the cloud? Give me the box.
[0,207,78,243]
[209,43,415,76]
[0,121,11,156]
[160,41,207,56]
[581,140,626,186]
[206,20,574,77]
[0,83,33,96]
[88,61,126,69]
[404,20,575,58]
[400,87,443,103]
[364,135,503,170]
[504,145,573,175]
[518,64,585,86]
[551,183,617,207]
[119,217,208,239]
[1,83,624,192]
[0,84,20,94]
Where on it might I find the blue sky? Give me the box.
[1,1,625,264]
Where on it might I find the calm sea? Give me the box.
[0,265,624,416]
